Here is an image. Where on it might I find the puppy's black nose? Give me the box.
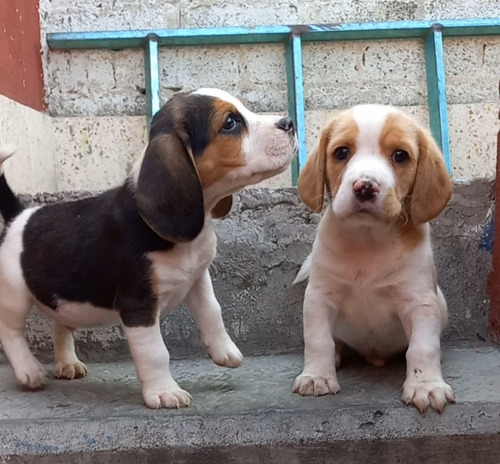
[276,117,294,133]
[353,178,379,203]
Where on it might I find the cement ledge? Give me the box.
[0,346,499,462]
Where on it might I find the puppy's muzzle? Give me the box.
[353,177,380,203]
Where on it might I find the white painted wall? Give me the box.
[0,95,57,194]
[3,1,499,193]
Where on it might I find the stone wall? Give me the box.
[3,0,495,193]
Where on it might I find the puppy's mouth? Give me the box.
[340,202,383,223]
[265,133,298,161]
[353,201,378,215]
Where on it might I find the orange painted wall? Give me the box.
[0,0,45,111]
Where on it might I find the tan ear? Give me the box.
[297,123,331,212]
[211,195,233,219]
[135,133,204,242]
[410,128,453,224]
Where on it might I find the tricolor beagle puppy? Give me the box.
[293,105,455,413]
[0,88,296,409]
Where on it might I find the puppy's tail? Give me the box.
[293,254,312,284]
[0,144,24,223]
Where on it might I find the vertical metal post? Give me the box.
[424,25,452,174]
[144,34,161,133]
[285,33,307,186]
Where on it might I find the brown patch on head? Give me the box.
[298,111,359,212]
[194,99,247,188]
[380,111,452,225]
[377,112,421,221]
[380,113,419,200]
[324,113,359,197]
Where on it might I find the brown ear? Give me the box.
[410,128,453,224]
[297,123,331,212]
[211,195,233,219]
[135,133,204,242]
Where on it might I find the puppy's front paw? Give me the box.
[402,378,455,413]
[142,383,192,409]
[54,361,88,380]
[293,373,341,397]
[206,337,243,368]
[16,361,48,390]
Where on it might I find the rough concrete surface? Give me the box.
[3,181,494,364]
[0,347,499,462]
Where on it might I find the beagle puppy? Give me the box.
[0,88,296,409]
[293,105,455,413]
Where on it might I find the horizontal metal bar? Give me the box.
[47,18,500,50]
[47,26,293,50]
[300,18,500,41]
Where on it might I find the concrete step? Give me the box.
[1,345,499,463]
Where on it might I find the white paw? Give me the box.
[142,383,192,409]
[293,373,341,397]
[54,361,88,380]
[402,378,455,413]
[15,361,48,390]
[206,337,243,368]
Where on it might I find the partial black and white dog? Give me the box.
[0,88,296,408]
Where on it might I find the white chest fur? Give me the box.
[311,212,433,358]
[150,220,217,313]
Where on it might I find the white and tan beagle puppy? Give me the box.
[293,105,455,413]
[0,88,296,409]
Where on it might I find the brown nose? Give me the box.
[353,178,380,202]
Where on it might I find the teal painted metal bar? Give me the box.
[144,34,161,131]
[286,33,307,184]
[424,26,452,173]
[47,18,500,184]
[47,19,500,49]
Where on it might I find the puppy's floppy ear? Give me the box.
[410,128,453,224]
[135,133,204,242]
[297,122,332,212]
[211,195,233,219]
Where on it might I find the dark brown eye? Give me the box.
[334,147,349,160]
[222,114,238,132]
[392,150,409,164]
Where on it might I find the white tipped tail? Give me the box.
[293,254,312,284]
[0,144,18,173]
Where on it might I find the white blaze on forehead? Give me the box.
[352,104,401,153]
[192,88,254,119]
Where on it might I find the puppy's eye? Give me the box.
[334,147,349,160]
[222,114,239,132]
[392,150,409,164]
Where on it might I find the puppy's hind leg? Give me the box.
[53,322,87,380]
[0,288,47,389]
